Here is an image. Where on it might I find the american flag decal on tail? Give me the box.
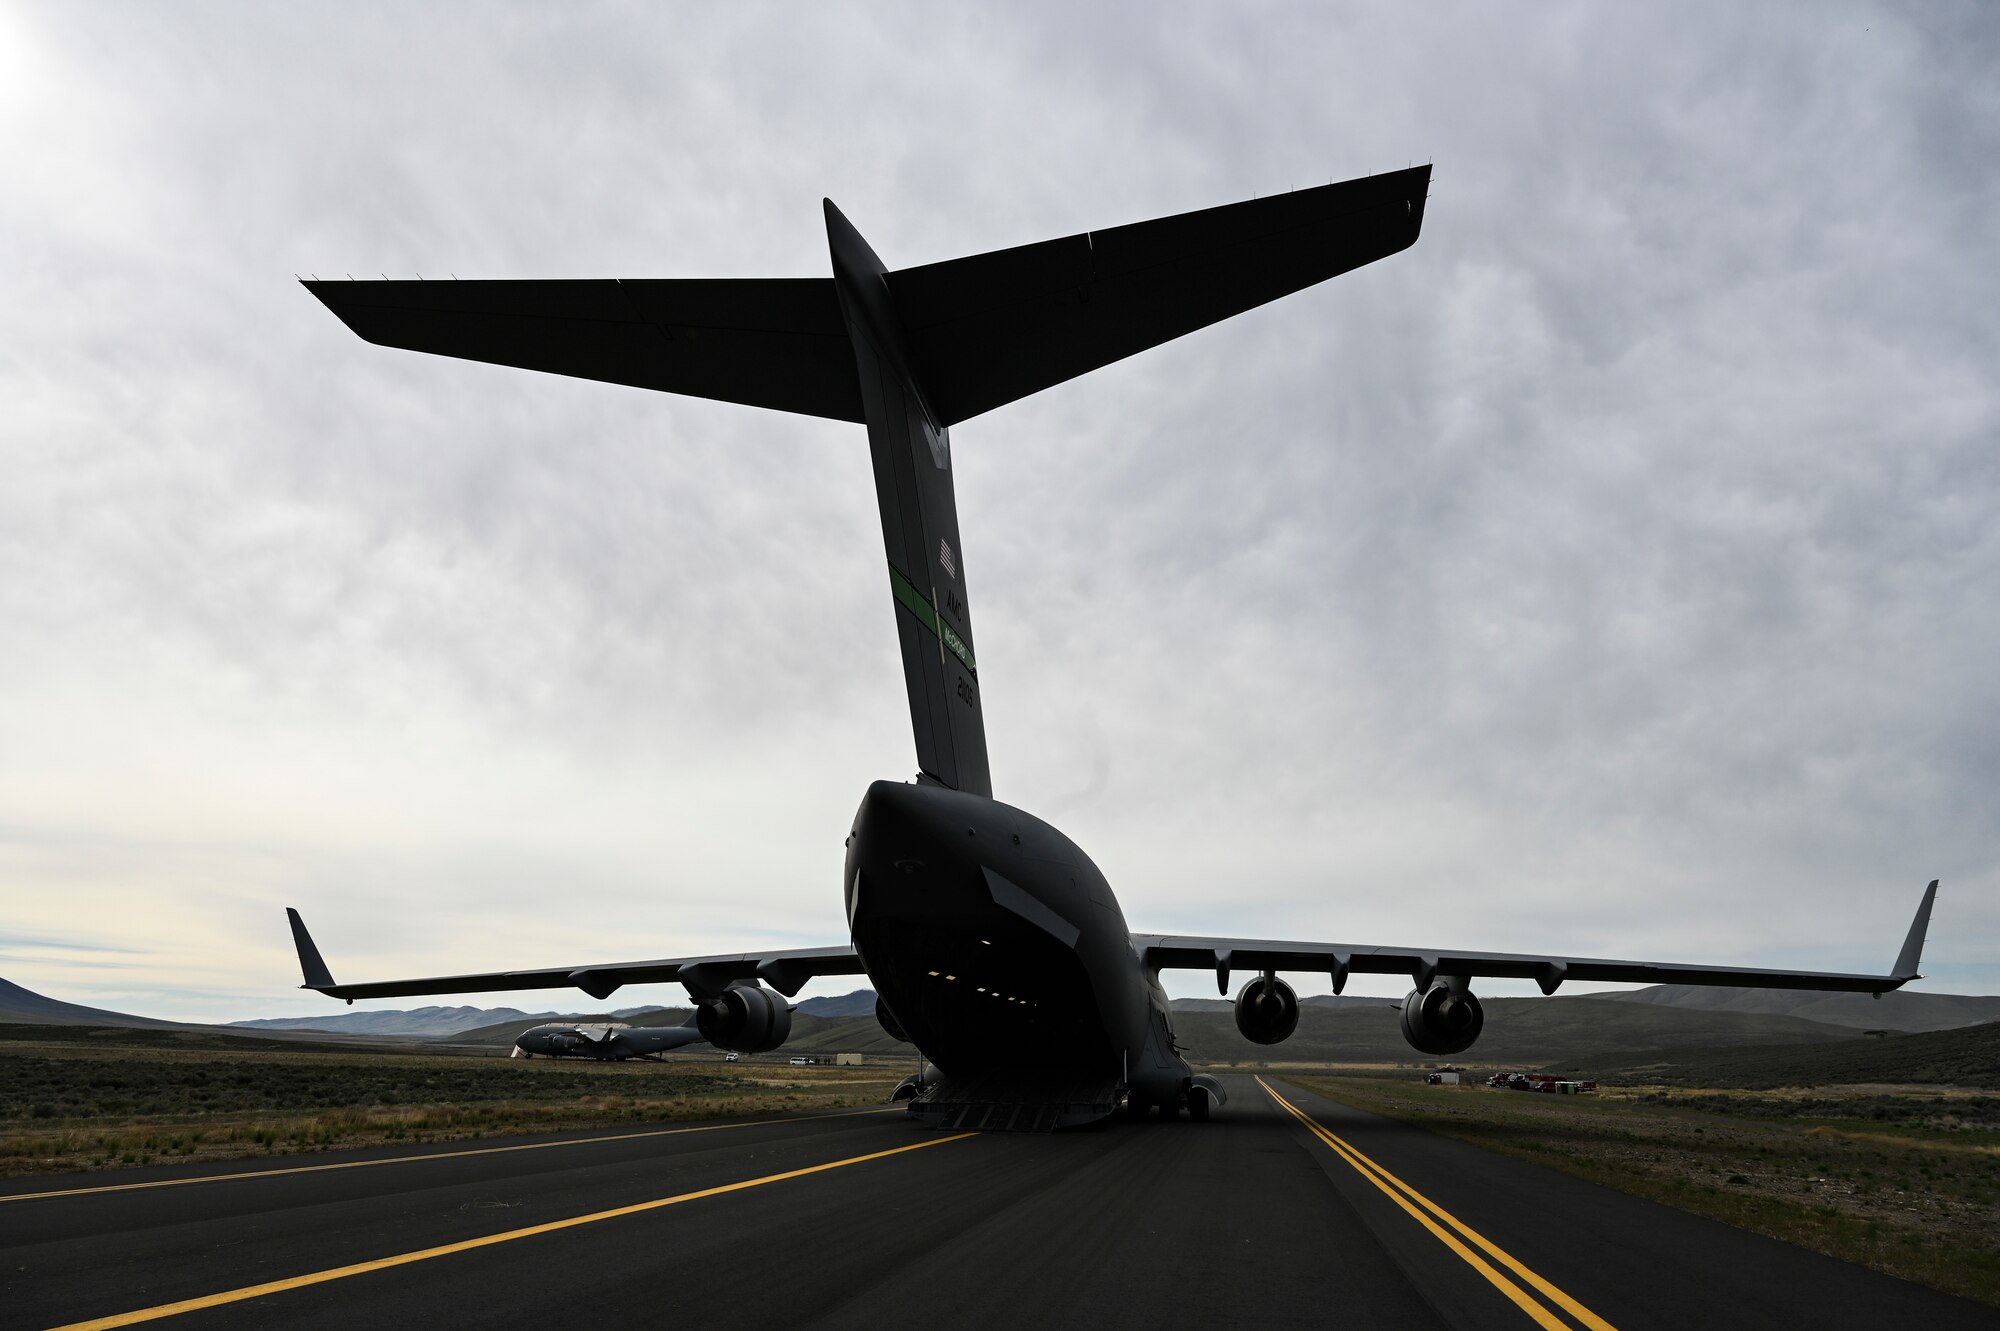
[939,539,956,579]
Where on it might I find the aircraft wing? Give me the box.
[1135,880,1936,996]
[286,908,862,1003]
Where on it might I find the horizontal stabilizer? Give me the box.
[305,166,1429,432]
[889,165,1431,424]
[303,277,864,422]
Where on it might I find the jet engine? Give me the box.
[875,994,911,1043]
[1233,975,1300,1045]
[1399,981,1484,1056]
[695,981,794,1053]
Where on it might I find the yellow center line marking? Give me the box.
[1263,1081,1615,1331]
[50,1131,977,1330]
[2,1106,903,1204]
[1258,1077,1616,1331]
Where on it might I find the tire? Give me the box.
[1188,1086,1210,1122]
[1124,1094,1149,1121]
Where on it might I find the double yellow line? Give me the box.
[1258,1077,1616,1331]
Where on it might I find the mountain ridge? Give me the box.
[1594,984,2000,1033]
[0,976,183,1029]
[13,975,1995,1058]
[231,1007,572,1037]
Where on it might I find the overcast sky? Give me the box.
[3,2,1994,1023]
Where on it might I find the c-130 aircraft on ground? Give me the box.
[287,164,1937,1130]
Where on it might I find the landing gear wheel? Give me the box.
[1188,1087,1211,1122]
[1124,1094,1149,1121]
[1160,1100,1182,1119]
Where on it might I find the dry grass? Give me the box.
[1292,1074,2000,1309]
[0,1036,906,1176]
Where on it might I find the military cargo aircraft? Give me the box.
[287,165,1936,1129]
[509,1020,706,1062]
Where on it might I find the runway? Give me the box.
[4,1076,1988,1330]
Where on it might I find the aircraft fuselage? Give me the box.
[845,780,1189,1110]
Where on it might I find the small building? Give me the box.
[835,1053,866,1066]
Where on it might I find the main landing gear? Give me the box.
[1122,1084,1212,1121]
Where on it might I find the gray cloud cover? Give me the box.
[2,2,1993,1020]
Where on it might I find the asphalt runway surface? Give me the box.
[5,1075,1990,1330]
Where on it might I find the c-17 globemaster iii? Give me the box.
[510,1020,705,1062]
[286,164,1938,1130]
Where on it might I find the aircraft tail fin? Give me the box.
[817,168,1429,793]
[286,908,337,992]
[827,200,993,795]
[304,167,1433,798]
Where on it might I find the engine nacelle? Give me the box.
[1233,975,1300,1045]
[696,982,794,1053]
[874,994,911,1043]
[1399,982,1485,1056]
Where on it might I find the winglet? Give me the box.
[1891,880,1938,982]
[286,908,337,991]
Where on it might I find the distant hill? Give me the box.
[1165,995,1865,1066]
[484,993,1873,1066]
[19,965,1989,1075]
[441,991,883,1047]
[0,977,180,1029]
[1563,1018,2000,1090]
[438,988,1918,1065]
[0,1021,376,1055]
[0,977,420,1048]
[797,990,880,1019]
[780,1012,920,1058]
[1171,995,1393,1014]
[232,1006,568,1038]
[1596,984,2000,1034]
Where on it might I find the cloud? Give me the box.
[1,2,1993,1024]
